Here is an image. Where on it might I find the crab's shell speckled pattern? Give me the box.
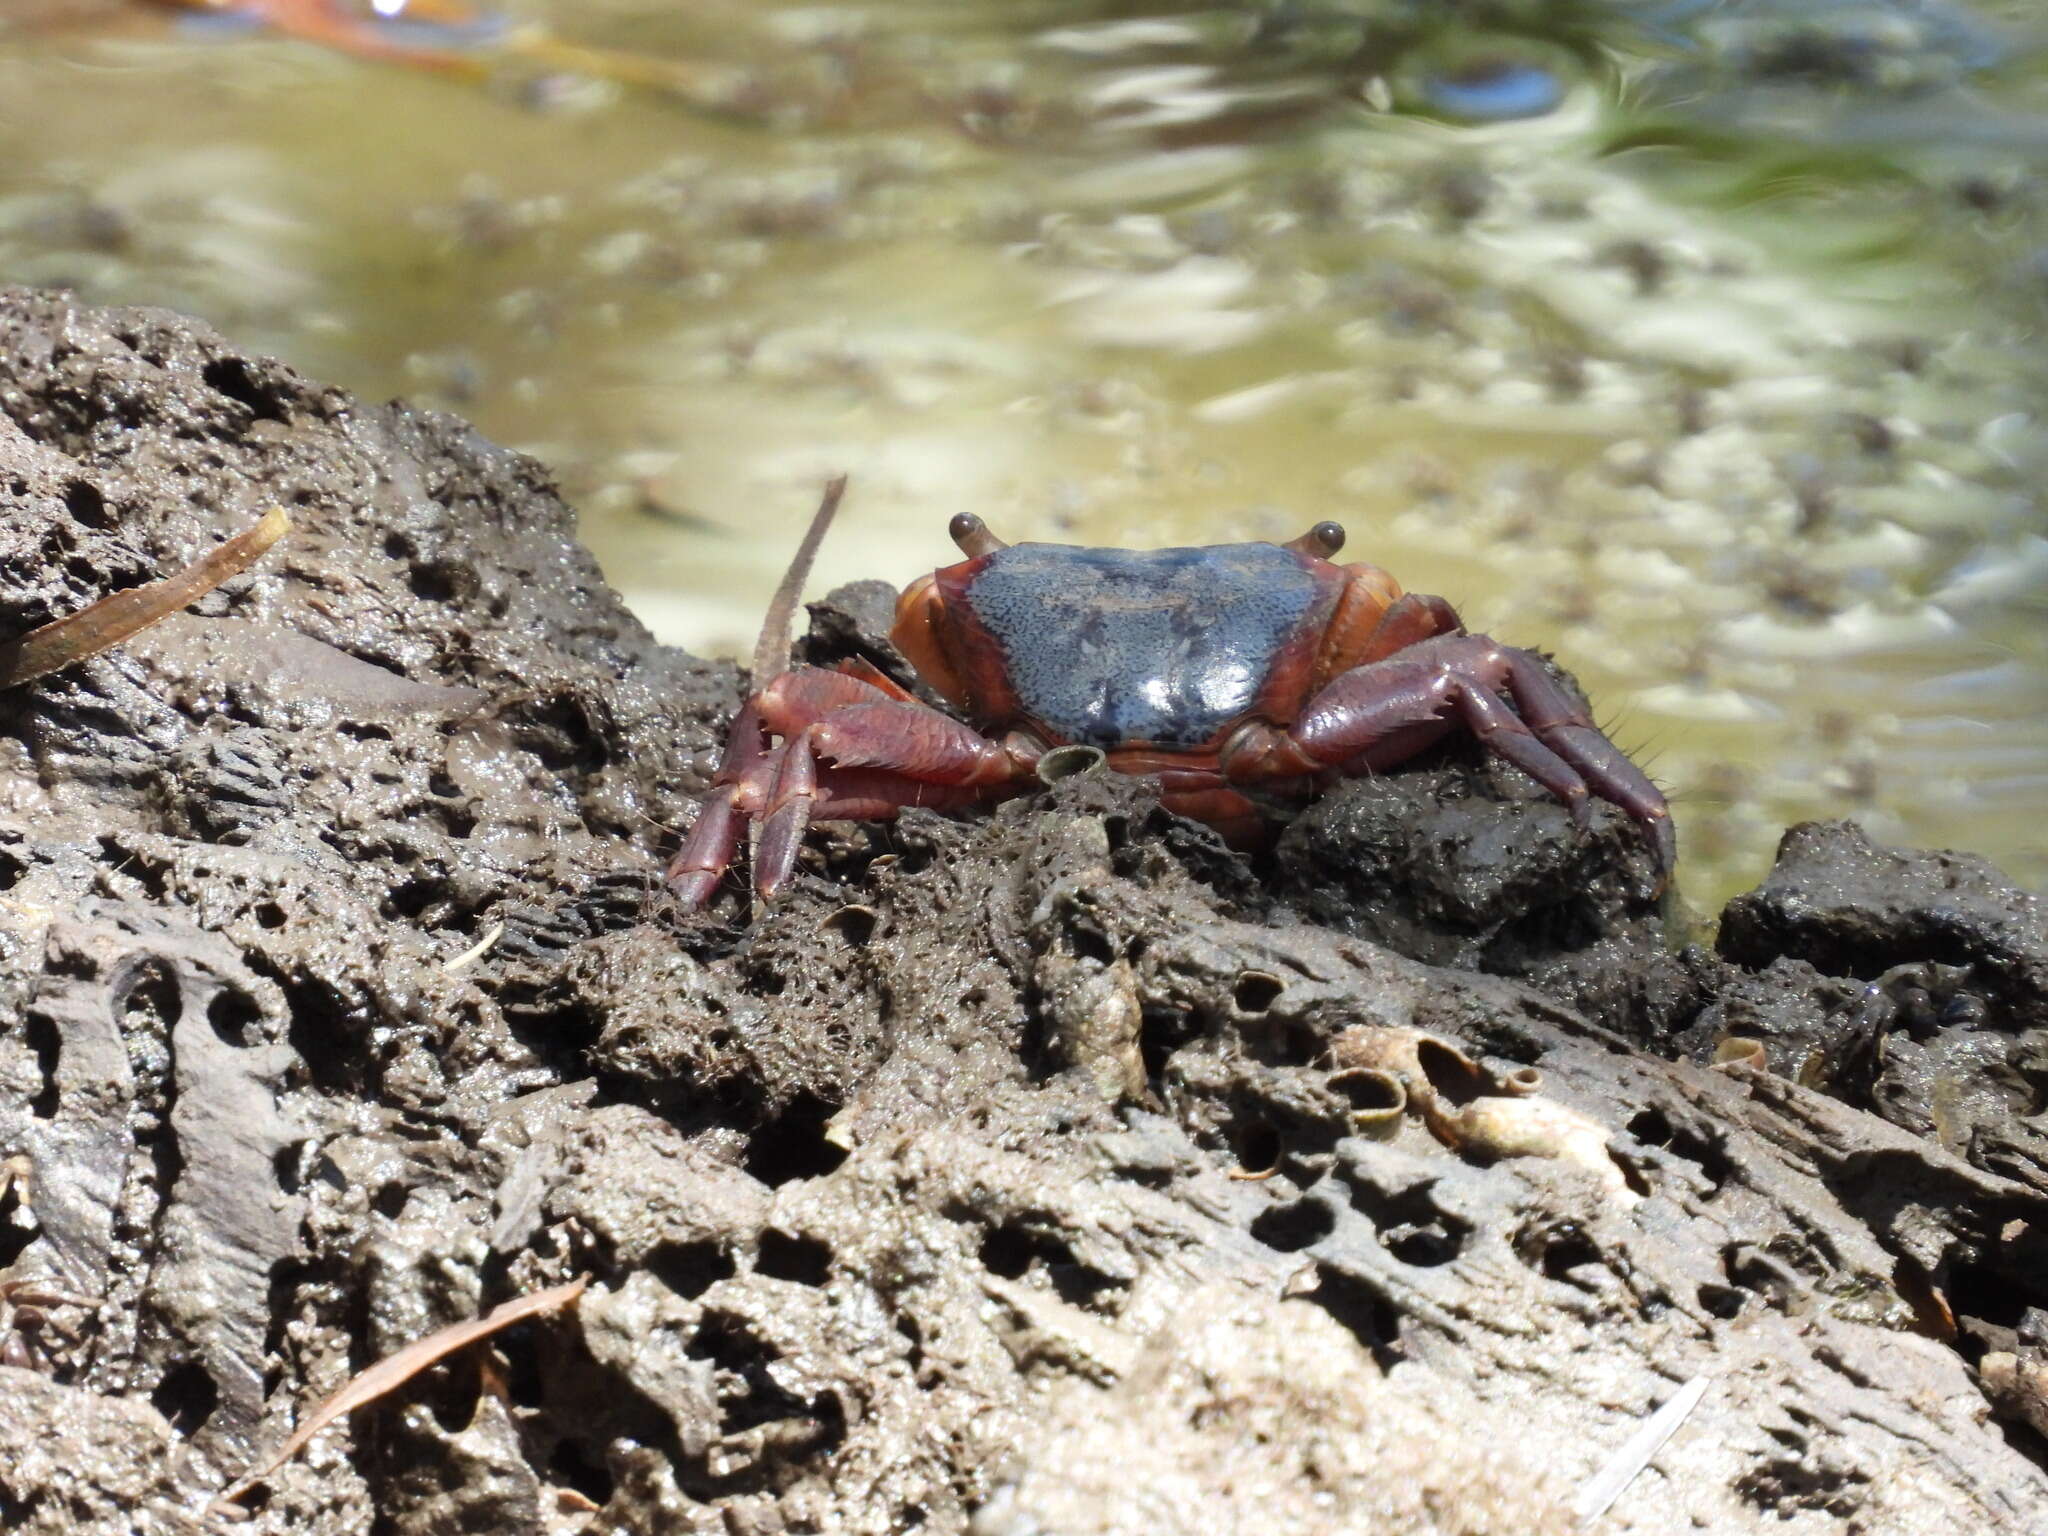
[955,542,1329,748]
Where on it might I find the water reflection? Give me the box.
[0,0,2041,908]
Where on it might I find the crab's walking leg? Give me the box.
[670,477,854,904]
[754,731,822,903]
[1498,649,1675,871]
[673,668,1028,908]
[745,699,1022,900]
[1226,634,1672,871]
[666,698,771,906]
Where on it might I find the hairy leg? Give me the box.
[1225,634,1672,870]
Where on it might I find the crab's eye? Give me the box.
[949,512,1008,557]
[1285,520,1347,557]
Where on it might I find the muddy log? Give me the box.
[0,287,2044,1535]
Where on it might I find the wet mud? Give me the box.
[2,287,2046,1534]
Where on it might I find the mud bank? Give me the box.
[1,288,2045,1535]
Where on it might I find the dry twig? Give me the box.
[215,1277,587,1508]
[0,507,289,691]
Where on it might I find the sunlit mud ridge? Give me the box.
[2,291,2046,1534]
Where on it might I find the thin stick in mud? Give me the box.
[0,506,290,691]
[215,1277,588,1508]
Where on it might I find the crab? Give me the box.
[668,478,1672,907]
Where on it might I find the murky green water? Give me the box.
[2,0,2044,909]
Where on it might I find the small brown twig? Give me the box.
[0,507,289,692]
[214,1277,587,1508]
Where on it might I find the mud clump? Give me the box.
[2,287,2046,1535]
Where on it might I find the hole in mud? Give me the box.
[979,1224,1039,1279]
[272,1143,303,1197]
[0,847,24,893]
[1138,1005,1198,1086]
[1946,1252,2035,1358]
[1516,1219,1602,1283]
[425,1353,484,1434]
[1628,1106,1673,1146]
[1068,925,1114,966]
[1233,971,1284,1013]
[494,1314,548,1408]
[756,1230,833,1287]
[1299,1264,1403,1371]
[253,901,286,930]
[245,955,369,1094]
[0,1186,33,1269]
[647,1240,737,1301]
[202,356,287,422]
[409,561,474,604]
[1698,1282,1747,1319]
[1343,1178,1471,1268]
[1613,1154,1654,1199]
[976,1221,1125,1309]
[1250,1196,1334,1253]
[1232,1118,1281,1178]
[24,1011,59,1119]
[507,694,610,776]
[1383,1220,1461,1268]
[372,1183,409,1220]
[207,988,260,1047]
[550,1439,616,1507]
[150,1360,220,1436]
[1627,1105,1732,1190]
[382,531,415,561]
[63,478,114,530]
[118,959,184,1033]
[744,1093,848,1187]
[384,878,442,923]
[687,1311,842,1443]
[894,1313,925,1370]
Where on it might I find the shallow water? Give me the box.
[1,0,2043,909]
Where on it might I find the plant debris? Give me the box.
[0,505,287,691]
[217,1279,587,1508]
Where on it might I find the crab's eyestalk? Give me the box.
[949,512,1008,559]
[1284,520,1346,558]
[1036,744,1107,785]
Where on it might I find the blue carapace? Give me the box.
[955,542,1329,749]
